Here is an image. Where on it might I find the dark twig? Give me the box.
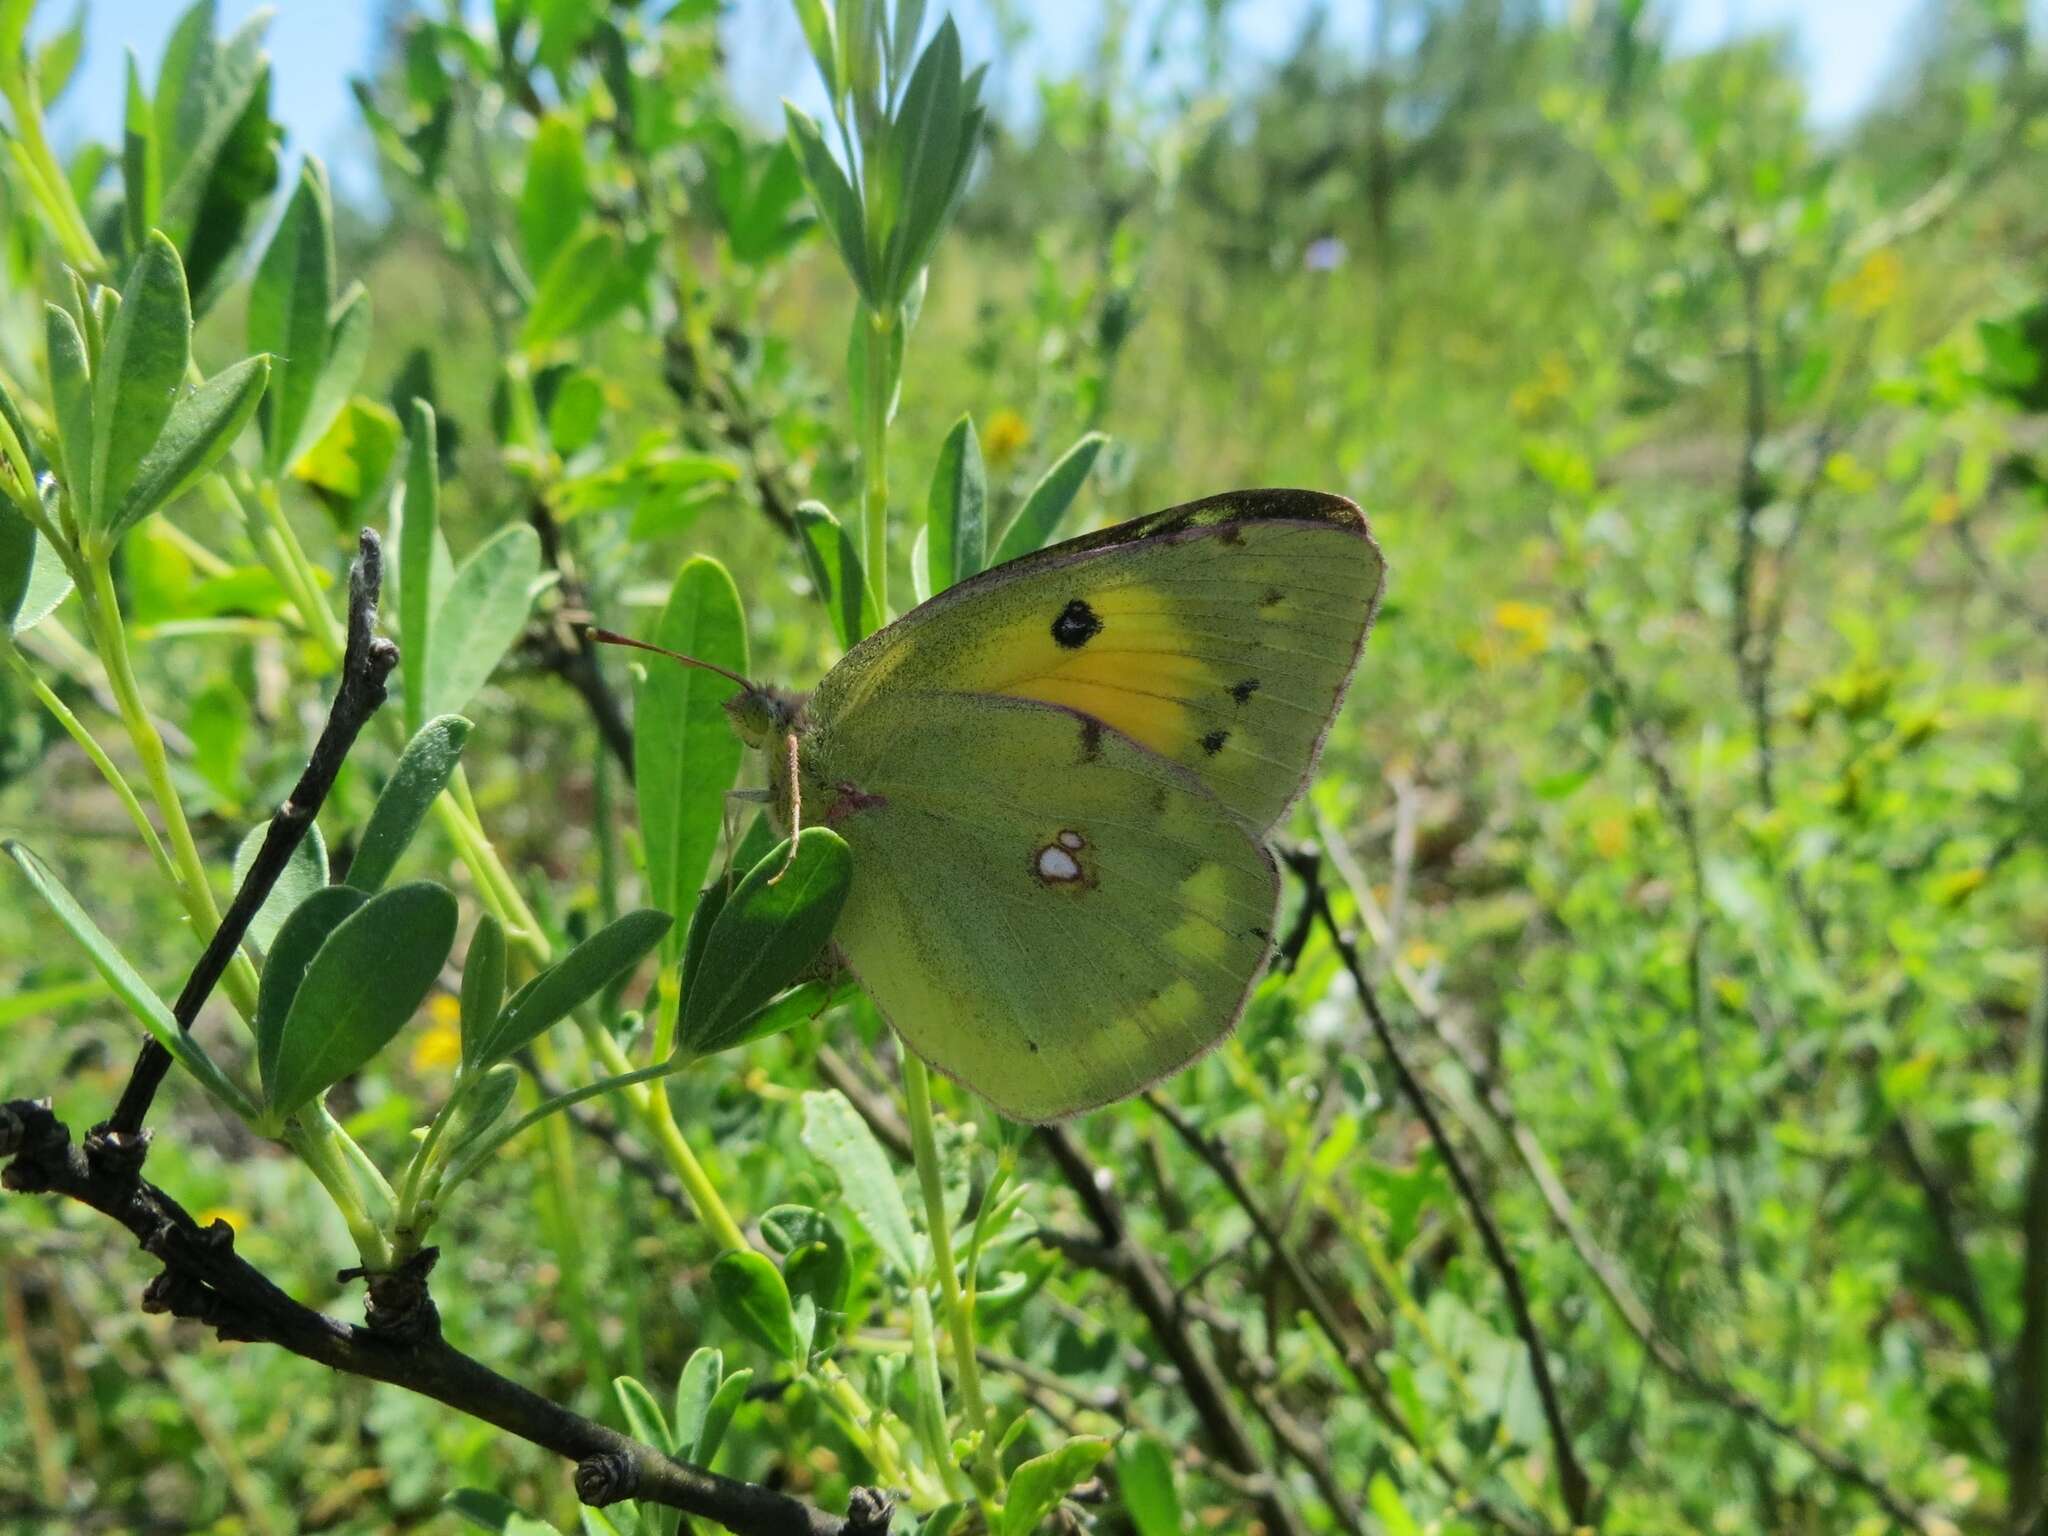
[526,497,637,780]
[0,1100,882,1536]
[1033,1125,1313,1536]
[104,531,400,1146]
[2008,949,2048,1531]
[1298,863,1593,1528]
[1311,833,1932,1534]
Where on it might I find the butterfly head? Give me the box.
[723,685,805,750]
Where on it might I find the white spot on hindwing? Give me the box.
[1058,830,1086,850]
[1037,844,1083,882]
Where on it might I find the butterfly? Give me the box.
[606,489,1384,1121]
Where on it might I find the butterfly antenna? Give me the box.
[586,626,756,693]
[767,731,802,886]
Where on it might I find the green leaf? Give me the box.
[442,1061,519,1148]
[4,840,254,1118]
[634,556,748,955]
[791,0,838,105]
[298,284,372,476]
[265,880,456,1120]
[186,679,249,804]
[521,226,651,351]
[395,400,447,735]
[1115,1436,1182,1536]
[695,1369,751,1467]
[679,829,850,1056]
[442,1489,525,1534]
[294,394,400,524]
[472,908,671,1067]
[90,231,193,545]
[699,978,841,1058]
[458,912,507,1067]
[422,523,543,722]
[991,431,1106,566]
[784,103,872,306]
[347,714,471,893]
[710,1249,800,1362]
[1000,1437,1111,1536]
[230,820,329,953]
[520,113,590,275]
[253,886,368,1095]
[1367,1474,1422,1536]
[794,501,878,649]
[122,51,161,253]
[926,414,985,591]
[671,1347,722,1461]
[762,1204,850,1350]
[249,159,336,476]
[108,353,269,542]
[155,5,276,300]
[612,1375,670,1452]
[917,1504,967,1536]
[0,0,30,69]
[799,1088,919,1278]
[45,303,93,519]
[879,18,963,304]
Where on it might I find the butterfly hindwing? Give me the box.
[806,689,1280,1121]
[808,489,1384,831]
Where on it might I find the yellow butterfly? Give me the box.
[620,489,1384,1120]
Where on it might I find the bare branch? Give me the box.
[0,1099,882,1536]
[105,531,400,1145]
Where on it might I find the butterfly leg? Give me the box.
[766,731,802,885]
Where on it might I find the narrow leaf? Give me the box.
[678,829,850,1055]
[671,1348,722,1460]
[267,880,456,1119]
[122,51,161,253]
[249,159,336,475]
[794,501,878,649]
[475,908,671,1066]
[926,414,985,591]
[783,103,872,306]
[45,304,93,518]
[91,231,193,542]
[1115,1436,1183,1536]
[695,1369,751,1467]
[422,523,543,721]
[458,912,507,1068]
[5,840,253,1117]
[396,400,443,734]
[799,1088,919,1278]
[1001,1438,1112,1536]
[991,431,1107,565]
[634,556,747,950]
[347,714,471,893]
[710,1249,800,1362]
[519,113,589,274]
[612,1375,670,1453]
[108,353,269,541]
[229,819,328,953]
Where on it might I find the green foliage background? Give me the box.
[2,1,2046,1533]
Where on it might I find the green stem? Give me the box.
[859,304,894,619]
[287,1115,390,1270]
[1,75,105,274]
[82,559,259,1018]
[3,640,174,884]
[901,1053,995,1493]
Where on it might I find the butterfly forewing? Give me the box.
[809,489,1384,831]
[807,690,1279,1121]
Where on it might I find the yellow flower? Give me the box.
[196,1206,249,1233]
[1831,249,1902,317]
[1491,599,1553,656]
[1929,491,1961,526]
[983,408,1030,469]
[1591,815,1628,859]
[411,993,462,1073]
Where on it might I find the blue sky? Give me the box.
[37,0,1957,197]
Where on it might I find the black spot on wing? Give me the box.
[1201,729,1229,756]
[1250,925,1271,941]
[1052,598,1103,649]
[1078,716,1102,762]
[1216,521,1245,545]
[1229,677,1260,704]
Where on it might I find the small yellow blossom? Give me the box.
[1402,939,1441,970]
[983,408,1031,469]
[1831,248,1902,317]
[1591,815,1629,859]
[411,994,462,1073]
[1929,491,1961,526]
[1491,599,1553,656]
[196,1206,249,1232]
[1510,351,1575,423]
